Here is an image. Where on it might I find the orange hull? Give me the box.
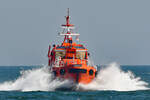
[52,65,97,84]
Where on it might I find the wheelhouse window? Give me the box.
[55,50,66,58]
[76,51,86,59]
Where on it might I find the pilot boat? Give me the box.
[48,9,97,84]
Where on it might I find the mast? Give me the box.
[59,8,80,43]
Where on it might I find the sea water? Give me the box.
[0,63,150,100]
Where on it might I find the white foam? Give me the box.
[0,66,72,91]
[0,63,148,91]
[78,63,149,91]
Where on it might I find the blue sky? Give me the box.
[0,0,150,65]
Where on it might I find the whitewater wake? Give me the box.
[78,63,149,91]
[0,66,73,91]
[0,63,148,91]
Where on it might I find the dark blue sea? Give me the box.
[0,64,150,100]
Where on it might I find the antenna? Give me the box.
[66,8,70,26]
[67,8,69,17]
[60,8,80,43]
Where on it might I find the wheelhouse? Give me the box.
[54,45,88,60]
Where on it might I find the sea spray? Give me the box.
[78,63,149,91]
[0,63,148,91]
[0,66,72,91]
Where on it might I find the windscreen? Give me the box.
[55,51,66,58]
[76,51,86,59]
